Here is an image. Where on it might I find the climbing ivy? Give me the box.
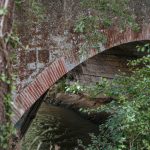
[0,5,18,149]
[0,33,19,150]
[0,1,46,148]
[0,73,16,150]
[75,0,139,56]
[0,6,12,149]
[15,0,45,28]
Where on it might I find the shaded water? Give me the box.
[21,103,99,150]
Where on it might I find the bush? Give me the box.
[65,82,84,94]
[75,44,150,150]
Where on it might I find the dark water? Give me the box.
[21,103,99,150]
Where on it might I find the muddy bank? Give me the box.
[45,90,111,124]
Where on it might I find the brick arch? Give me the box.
[12,24,150,124]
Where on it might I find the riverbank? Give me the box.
[45,88,111,124]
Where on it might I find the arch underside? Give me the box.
[12,24,150,125]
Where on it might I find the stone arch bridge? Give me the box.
[1,0,150,137]
[14,25,150,132]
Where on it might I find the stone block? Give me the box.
[38,50,49,63]
[27,50,36,63]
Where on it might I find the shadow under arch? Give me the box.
[70,40,149,84]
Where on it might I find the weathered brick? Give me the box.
[38,50,49,63]
[27,50,36,63]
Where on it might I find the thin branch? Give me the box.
[0,0,9,38]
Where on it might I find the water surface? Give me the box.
[21,103,99,150]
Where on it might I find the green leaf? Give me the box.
[0,7,7,15]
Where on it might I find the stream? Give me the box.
[21,103,99,150]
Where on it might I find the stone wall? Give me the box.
[14,0,150,92]
[14,0,80,92]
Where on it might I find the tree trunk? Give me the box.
[0,0,15,149]
[0,0,14,123]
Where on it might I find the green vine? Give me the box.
[0,34,20,149]
[0,2,46,148]
[0,73,16,150]
[0,34,18,150]
[0,5,18,149]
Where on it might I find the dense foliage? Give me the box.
[74,44,150,150]
[73,2,149,149]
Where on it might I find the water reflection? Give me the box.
[21,103,98,150]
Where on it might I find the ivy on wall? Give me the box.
[15,0,45,29]
[0,74,16,150]
[75,0,139,56]
[0,3,19,149]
